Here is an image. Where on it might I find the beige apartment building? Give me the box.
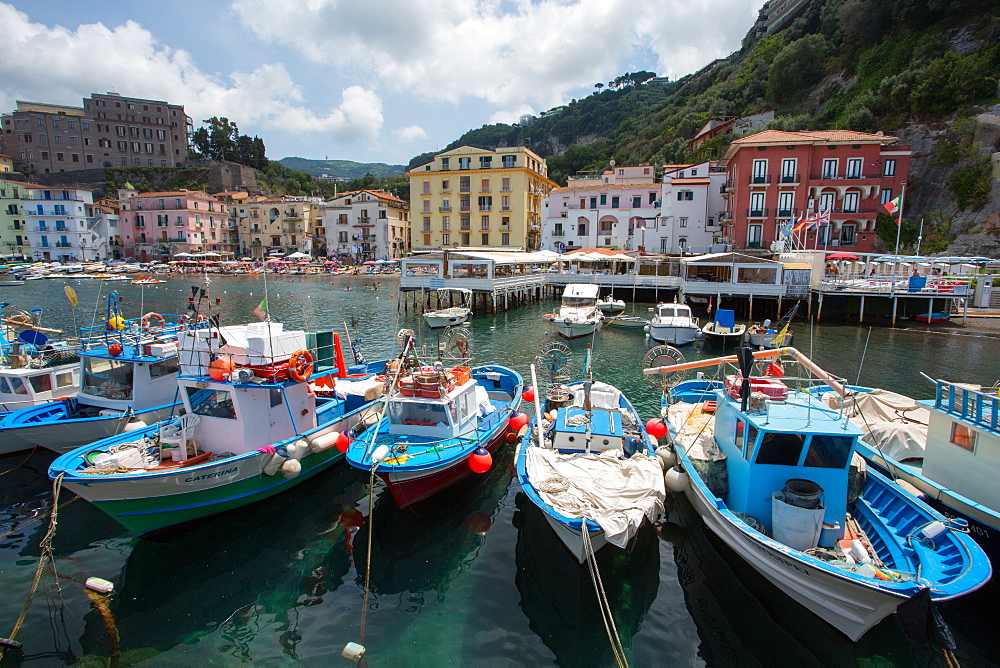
[239,197,323,259]
[322,189,410,261]
[1,92,190,174]
[408,146,556,251]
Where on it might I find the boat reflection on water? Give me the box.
[513,491,660,667]
[352,444,516,601]
[79,466,370,663]
[668,492,940,666]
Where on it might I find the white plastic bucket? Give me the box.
[771,492,824,551]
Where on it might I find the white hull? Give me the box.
[423,308,471,328]
[555,320,600,339]
[683,474,904,641]
[645,323,700,345]
[3,405,175,454]
[541,511,608,563]
[746,330,794,348]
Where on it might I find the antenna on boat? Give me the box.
[735,347,754,413]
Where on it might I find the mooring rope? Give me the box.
[359,463,378,646]
[581,516,628,668]
[2,473,65,657]
[0,445,39,477]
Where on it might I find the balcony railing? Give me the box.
[779,173,800,184]
[479,205,492,212]
[747,208,769,218]
[812,173,867,181]
[552,230,565,237]
[439,206,451,212]
[749,175,772,185]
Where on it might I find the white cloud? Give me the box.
[230,0,766,118]
[396,125,429,142]
[0,3,381,148]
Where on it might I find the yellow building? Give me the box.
[0,178,32,258]
[408,146,556,251]
[240,197,322,258]
[0,154,13,173]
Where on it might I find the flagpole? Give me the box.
[893,181,907,257]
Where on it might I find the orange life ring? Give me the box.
[141,312,166,330]
[288,349,314,383]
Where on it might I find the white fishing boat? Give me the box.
[544,284,603,339]
[596,295,626,312]
[1,309,80,413]
[700,309,746,346]
[50,319,387,534]
[605,315,649,330]
[644,302,700,345]
[423,288,473,328]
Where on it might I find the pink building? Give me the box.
[719,130,911,253]
[119,190,232,261]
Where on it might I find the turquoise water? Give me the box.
[1,274,999,666]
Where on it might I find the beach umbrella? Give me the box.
[363,260,377,265]
[826,252,859,261]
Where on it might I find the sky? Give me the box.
[0,0,766,167]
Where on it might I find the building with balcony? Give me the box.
[322,189,410,262]
[239,197,321,259]
[0,153,13,173]
[22,185,97,262]
[119,190,229,261]
[542,165,662,253]
[655,162,728,255]
[719,130,911,253]
[0,92,191,174]
[0,179,32,258]
[408,145,556,252]
[89,198,124,260]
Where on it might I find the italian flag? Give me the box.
[252,296,268,321]
[883,194,901,217]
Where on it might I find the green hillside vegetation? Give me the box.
[279,157,406,180]
[413,0,997,177]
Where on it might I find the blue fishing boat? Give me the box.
[516,345,665,562]
[815,380,1000,562]
[0,294,189,455]
[647,346,991,641]
[345,333,522,508]
[49,319,387,534]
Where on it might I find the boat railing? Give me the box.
[934,380,1000,431]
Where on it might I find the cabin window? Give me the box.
[83,358,134,400]
[29,375,52,392]
[804,434,852,469]
[186,387,237,419]
[0,378,9,394]
[950,423,976,452]
[388,400,450,427]
[755,432,805,466]
[149,358,179,379]
[270,389,283,407]
[55,372,74,388]
[9,378,27,395]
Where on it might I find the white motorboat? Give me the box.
[700,309,746,346]
[423,288,473,328]
[596,295,626,312]
[544,284,603,339]
[644,302,700,345]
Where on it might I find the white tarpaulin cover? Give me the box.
[821,389,929,461]
[526,447,665,547]
[666,402,725,462]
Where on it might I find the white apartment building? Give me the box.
[652,161,728,255]
[323,190,410,262]
[24,185,100,262]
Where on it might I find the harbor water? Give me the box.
[1,274,999,666]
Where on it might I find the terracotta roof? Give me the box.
[550,183,661,194]
[730,129,899,145]
[672,178,711,185]
[134,190,214,198]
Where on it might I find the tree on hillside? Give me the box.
[767,35,830,104]
[192,117,268,168]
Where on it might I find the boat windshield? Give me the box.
[562,297,596,308]
[82,357,134,400]
[388,399,451,427]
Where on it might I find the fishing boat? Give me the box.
[646,347,991,640]
[1,307,81,413]
[423,287,473,328]
[131,276,167,285]
[700,309,746,346]
[344,329,523,508]
[914,312,951,324]
[0,295,188,455]
[644,302,700,345]
[817,380,1000,560]
[746,324,795,348]
[596,295,626,312]
[49,319,387,534]
[544,283,603,339]
[605,314,649,330]
[516,345,665,562]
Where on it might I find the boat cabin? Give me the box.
[388,367,484,440]
[653,303,694,322]
[711,384,864,534]
[921,381,1000,513]
[0,365,79,412]
[560,283,599,310]
[77,340,180,411]
[548,382,637,453]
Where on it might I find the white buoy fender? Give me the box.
[263,453,287,476]
[342,642,366,661]
[308,431,339,453]
[287,439,309,460]
[655,445,677,470]
[664,464,690,493]
[371,444,391,463]
[123,419,147,433]
[281,458,302,478]
[85,577,114,595]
